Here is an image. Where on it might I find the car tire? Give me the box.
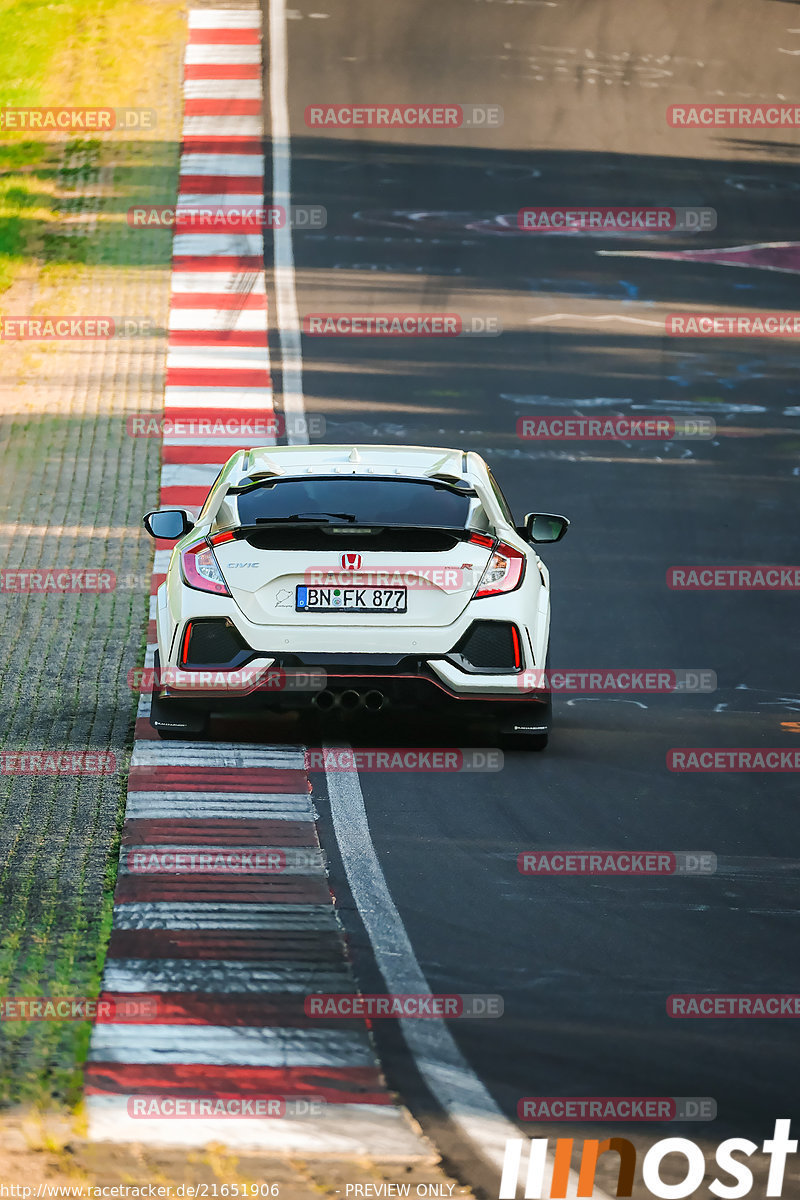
[497,693,551,752]
[150,652,209,739]
[499,726,548,752]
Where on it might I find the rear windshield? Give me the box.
[235,477,472,528]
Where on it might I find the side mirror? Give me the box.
[517,512,570,544]
[143,509,195,540]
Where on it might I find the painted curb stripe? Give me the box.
[85,1064,392,1103]
[131,743,304,765]
[102,958,359,994]
[107,929,344,962]
[178,139,264,154]
[88,1025,375,1066]
[187,10,263,28]
[160,444,257,463]
[111,903,335,929]
[85,1103,431,1156]
[99,989,361,1025]
[169,292,267,309]
[188,30,261,45]
[171,271,266,291]
[118,846,325,874]
[178,173,264,192]
[172,254,263,269]
[127,767,308,792]
[183,65,262,81]
[179,153,264,174]
[114,876,331,905]
[184,80,263,99]
[184,45,262,65]
[122,819,317,844]
[167,331,270,348]
[183,98,262,114]
[124,791,314,818]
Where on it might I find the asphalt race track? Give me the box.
[253,0,800,1192]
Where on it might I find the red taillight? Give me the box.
[181,623,193,665]
[180,538,231,595]
[468,532,496,549]
[473,540,525,598]
[511,624,522,669]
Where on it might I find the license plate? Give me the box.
[296,585,407,612]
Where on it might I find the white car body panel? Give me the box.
[149,444,560,711]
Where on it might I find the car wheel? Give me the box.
[150,652,209,739]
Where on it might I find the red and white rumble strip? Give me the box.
[86,8,430,1159]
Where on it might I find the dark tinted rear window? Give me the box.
[236,477,471,528]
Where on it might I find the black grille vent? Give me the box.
[453,622,518,671]
[183,619,250,667]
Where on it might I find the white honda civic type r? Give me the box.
[143,444,569,749]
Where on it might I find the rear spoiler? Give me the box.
[226,472,477,497]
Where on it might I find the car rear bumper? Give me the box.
[156,652,550,714]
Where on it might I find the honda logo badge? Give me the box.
[340,553,362,570]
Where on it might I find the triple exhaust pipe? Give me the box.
[312,688,387,713]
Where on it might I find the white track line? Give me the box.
[325,765,613,1199]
